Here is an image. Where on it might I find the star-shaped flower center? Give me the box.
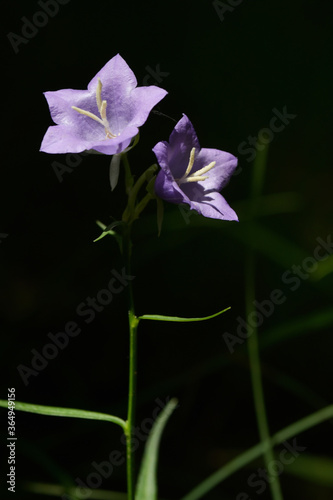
[176,148,216,185]
[71,78,119,140]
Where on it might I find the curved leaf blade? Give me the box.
[180,405,333,500]
[135,398,178,500]
[0,400,126,430]
[138,307,230,323]
[94,220,123,243]
[285,453,333,486]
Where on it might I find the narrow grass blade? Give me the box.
[135,398,178,500]
[0,400,126,430]
[138,307,230,323]
[285,453,333,486]
[94,220,122,242]
[180,405,333,500]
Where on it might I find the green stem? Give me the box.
[122,165,157,223]
[246,144,283,500]
[123,223,139,500]
[246,249,283,500]
[132,192,154,221]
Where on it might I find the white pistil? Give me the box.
[71,78,118,139]
[177,148,216,185]
[71,106,105,126]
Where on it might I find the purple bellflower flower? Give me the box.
[40,54,167,156]
[153,115,238,221]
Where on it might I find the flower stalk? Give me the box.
[246,144,283,500]
[122,221,139,500]
[122,164,158,224]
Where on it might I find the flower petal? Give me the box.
[89,55,138,135]
[40,124,93,154]
[42,89,106,146]
[194,148,238,191]
[154,169,189,205]
[127,85,168,129]
[40,54,167,156]
[40,122,136,155]
[153,114,238,222]
[167,114,201,179]
[88,54,137,102]
[190,191,238,221]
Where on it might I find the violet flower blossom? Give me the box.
[40,54,167,156]
[153,115,238,221]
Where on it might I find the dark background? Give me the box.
[1,0,333,499]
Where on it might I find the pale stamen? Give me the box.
[184,147,196,177]
[100,100,116,138]
[96,78,103,111]
[176,148,216,185]
[71,106,105,126]
[180,175,209,183]
[100,100,107,120]
[71,78,118,139]
[192,161,216,177]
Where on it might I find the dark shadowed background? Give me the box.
[2,0,333,499]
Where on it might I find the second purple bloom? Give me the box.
[153,115,238,221]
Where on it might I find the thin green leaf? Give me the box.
[235,192,303,219]
[94,220,122,242]
[285,453,333,486]
[180,405,333,500]
[138,307,230,323]
[0,400,126,430]
[21,442,74,491]
[26,482,128,499]
[261,306,333,349]
[94,231,117,243]
[96,220,107,231]
[311,254,333,281]
[135,398,178,500]
[230,220,308,269]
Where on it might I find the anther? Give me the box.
[71,78,118,140]
[100,100,107,120]
[71,106,105,126]
[181,175,209,183]
[176,148,216,185]
[192,161,216,178]
[184,148,196,177]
